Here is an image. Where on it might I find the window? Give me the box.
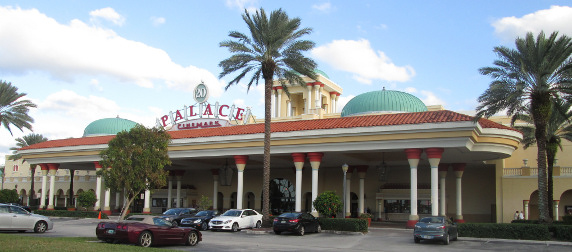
[13,165,18,172]
[385,200,432,214]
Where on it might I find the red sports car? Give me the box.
[96,215,201,247]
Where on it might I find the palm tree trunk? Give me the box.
[68,169,75,207]
[532,95,552,223]
[29,165,36,207]
[546,145,556,219]
[261,76,272,226]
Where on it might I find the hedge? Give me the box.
[318,218,368,232]
[34,210,109,219]
[458,223,550,241]
[552,225,572,241]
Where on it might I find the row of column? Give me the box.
[271,85,340,117]
[521,200,562,221]
[405,148,465,228]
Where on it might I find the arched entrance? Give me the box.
[351,192,358,218]
[559,190,572,218]
[268,178,295,215]
[246,192,255,209]
[230,192,237,209]
[529,190,539,220]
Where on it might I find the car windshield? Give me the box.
[419,217,443,223]
[278,213,300,218]
[222,210,242,217]
[163,209,182,215]
[195,211,209,217]
[153,217,173,227]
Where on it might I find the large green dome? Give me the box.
[341,88,427,117]
[83,117,139,137]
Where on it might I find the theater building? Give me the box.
[3,71,572,226]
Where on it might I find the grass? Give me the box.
[0,233,177,251]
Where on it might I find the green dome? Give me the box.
[341,88,427,117]
[83,117,138,137]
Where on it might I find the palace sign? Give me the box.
[156,82,251,130]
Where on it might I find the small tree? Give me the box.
[313,191,342,218]
[0,189,19,203]
[77,191,97,211]
[197,195,212,211]
[99,124,171,220]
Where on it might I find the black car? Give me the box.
[179,210,218,231]
[413,216,458,245]
[159,208,198,225]
[273,212,321,236]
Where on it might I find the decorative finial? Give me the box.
[382,86,386,91]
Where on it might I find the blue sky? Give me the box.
[1,0,571,164]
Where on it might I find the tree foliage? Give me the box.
[0,189,19,203]
[99,124,171,220]
[476,31,572,223]
[8,133,48,207]
[0,80,37,135]
[313,191,342,218]
[219,8,318,226]
[77,190,97,210]
[196,195,212,211]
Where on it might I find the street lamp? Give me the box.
[342,163,349,218]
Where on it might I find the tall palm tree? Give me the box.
[9,133,48,207]
[512,100,572,219]
[219,8,318,224]
[476,31,572,223]
[0,80,36,135]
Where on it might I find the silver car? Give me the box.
[0,203,54,233]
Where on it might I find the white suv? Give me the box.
[209,209,262,232]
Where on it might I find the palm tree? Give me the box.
[9,133,48,207]
[0,80,36,135]
[476,31,572,223]
[512,100,572,219]
[219,8,318,224]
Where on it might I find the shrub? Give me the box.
[77,191,97,211]
[0,189,19,203]
[458,223,550,240]
[318,217,367,232]
[552,225,572,241]
[197,195,212,211]
[562,215,572,225]
[313,191,342,218]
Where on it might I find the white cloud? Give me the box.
[492,5,572,42]
[337,95,355,112]
[89,7,125,26]
[402,87,446,107]
[0,6,225,97]
[312,39,415,84]
[225,0,258,11]
[312,2,332,12]
[90,79,103,91]
[151,16,166,26]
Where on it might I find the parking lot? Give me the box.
[11,218,572,252]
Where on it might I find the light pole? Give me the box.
[342,164,348,218]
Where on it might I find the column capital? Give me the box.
[291,153,306,163]
[452,163,466,171]
[425,148,444,159]
[234,155,249,164]
[307,152,323,162]
[438,163,449,172]
[47,163,59,176]
[39,163,49,176]
[405,148,422,159]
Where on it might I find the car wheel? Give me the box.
[316,225,322,233]
[201,222,208,231]
[186,231,199,246]
[414,237,420,243]
[274,230,281,235]
[255,221,261,229]
[138,231,153,247]
[34,221,47,233]
[232,223,239,232]
[298,226,305,236]
[443,233,450,245]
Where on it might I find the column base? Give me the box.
[46,206,54,211]
[406,220,418,229]
[143,208,151,214]
[102,210,112,216]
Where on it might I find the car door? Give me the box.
[0,205,13,229]
[239,210,251,228]
[301,213,316,232]
[9,206,35,230]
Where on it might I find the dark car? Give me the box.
[96,215,201,247]
[159,208,198,225]
[413,216,458,245]
[180,210,218,231]
[273,212,321,236]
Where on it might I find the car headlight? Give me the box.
[224,220,232,224]
[194,219,201,223]
[164,217,171,221]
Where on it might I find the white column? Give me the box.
[104,188,111,212]
[271,89,276,118]
[346,170,352,217]
[143,189,151,213]
[378,200,383,220]
[48,172,56,210]
[276,88,282,117]
[524,200,529,220]
[405,149,422,227]
[330,93,336,113]
[306,85,312,114]
[167,177,173,208]
[40,168,48,209]
[212,170,219,210]
[95,170,102,210]
[234,156,248,210]
[176,176,182,208]
[115,192,121,210]
[438,164,447,216]
[358,166,367,214]
[426,148,444,217]
[453,163,465,222]
[314,85,320,109]
[287,100,292,117]
[292,153,305,212]
[308,153,323,216]
[554,200,560,221]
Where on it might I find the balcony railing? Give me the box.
[503,167,571,176]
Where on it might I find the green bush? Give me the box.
[458,223,550,240]
[313,191,342,218]
[552,225,572,241]
[34,210,108,219]
[318,218,368,232]
[562,215,572,225]
[0,189,19,203]
[77,191,97,210]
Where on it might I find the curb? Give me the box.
[460,236,572,246]
[245,228,364,235]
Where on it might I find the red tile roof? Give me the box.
[20,110,517,151]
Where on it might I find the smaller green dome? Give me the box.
[83,117,138,137]
[341,88,427,117]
